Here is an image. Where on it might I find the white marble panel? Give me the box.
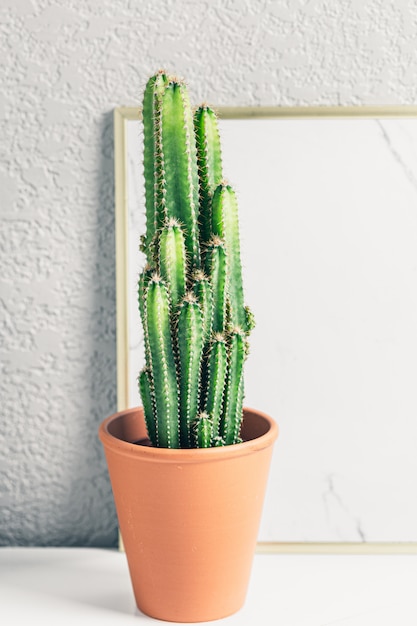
[125,115,417,542]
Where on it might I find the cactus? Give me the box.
[138,71,254,448]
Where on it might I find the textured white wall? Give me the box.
[1,0,416,546]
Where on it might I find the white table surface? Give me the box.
[0,548,416,625]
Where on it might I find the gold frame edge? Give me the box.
[114,108,130,412]
[256,542,417,554]
[116,105,417,122]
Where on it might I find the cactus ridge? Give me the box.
[138,71,254,447]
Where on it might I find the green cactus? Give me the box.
[138,71,254,448]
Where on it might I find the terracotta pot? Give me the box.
[99,406,278,623]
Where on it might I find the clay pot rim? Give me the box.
[99,406,278,463]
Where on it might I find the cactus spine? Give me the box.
[138,71,254,448]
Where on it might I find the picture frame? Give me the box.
[115,105,417,553]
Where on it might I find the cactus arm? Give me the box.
[159,219,187,309]
[245,305,256,334]
[138,266,151,327]
[145,276,180,448]
[204,333,227,438]
[192,271,214,343]
[161,81,200,268]
[220,329,246,445]
[142,71,169,259]
[192,413,213,448]
[211,184,248,331]
[138,368,157,446]
[177,294,204,446]
[138,265,154,329]
[204,237,227,333]
[194,106,223,244]
[177,293,204,447]
[138,265,155,366]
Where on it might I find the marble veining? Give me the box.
[322,474,366,543]
[377,120,417,197]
